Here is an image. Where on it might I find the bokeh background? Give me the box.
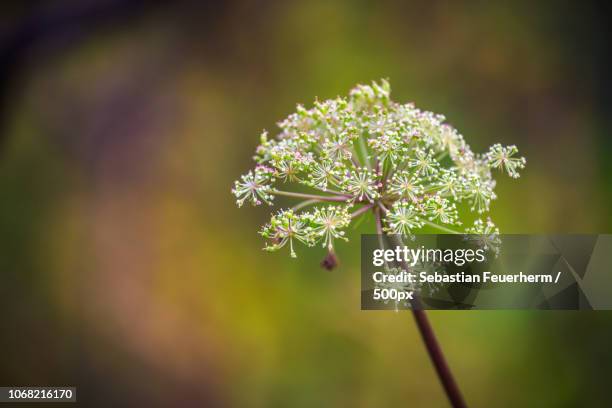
[1,1,612,407]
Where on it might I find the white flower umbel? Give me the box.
[309,206,351,250]
[341,167,381,203]
[424,195,460,226]
[237,80,525,406]
[387,171,424,202]
[231,166,275,207]
[233,80,526,261]
[486,144,527,179]
[466,218,502,256]
[260,209,313,258]
[384,201,424,235]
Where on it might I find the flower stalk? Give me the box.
[411,304,468,408]
[385,232,467,408]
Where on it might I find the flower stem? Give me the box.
[436,151,449,161]
[350,147,363,169]
[410,302,468,408]
[380,222,468,408]
[283,180,348,197]
[272,190,350,202]
[350,203,375,219]
[357,133,372,170]
[291,199,319,211]
[374,206,384,235]
[313,186,347,196]
[423,220,463,234]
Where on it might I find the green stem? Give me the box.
[424,220,462,234]
[291,175,346,195]
[291,199,319,211]
[357,133,372,170]
[350,147,363,169]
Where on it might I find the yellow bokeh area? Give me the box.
[1,1,611,406]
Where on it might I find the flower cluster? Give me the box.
[233,80,525,262]
[260,206,351,258]
[465,217,502,256]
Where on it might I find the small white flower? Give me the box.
[232,166,275,207]
[465,218,501,256]
[309,206,351,250]
[260,209,313,258]
[424,195,460,225]
[486,144,526,179]
[341,167,381,203]
[384,200,425,235]
[463,174,496,214]
[436,125,463,154]
[434,168,463,199]
[322,130,356,162]
[308,160,343,189]
[374,266,418,310]
[408,148,439,177]
[388,171,424,202]
[367,130,405,166]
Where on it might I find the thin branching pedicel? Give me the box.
[233,79,526,262]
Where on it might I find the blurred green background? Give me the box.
[1,1,611,407]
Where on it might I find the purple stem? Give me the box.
[272,190,350,202]
[374,207,467,408]
[410,299,467,408]
[351,203,375,218]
